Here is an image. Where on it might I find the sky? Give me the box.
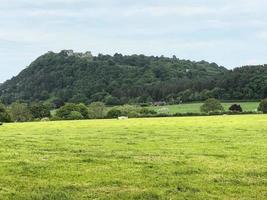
[0,0,267,82]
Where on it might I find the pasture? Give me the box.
[150,102,259,114]
[0,115,266,199]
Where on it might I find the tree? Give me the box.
[107,108,123,118]
[56,103,89,120]
[140,108,157,115]
[52,99,65,109]
[30,102,51,119]
[229,104,243,112]
[68,111,84,120]
[0,103,11,122]
[9,102,32,122]
[69,94,88,104]
[0,50,229,104]
[105,95,121,106]
[77,103,89,118]
[200,98,224,113]
[258,99,267,113]
[88,102,106,119]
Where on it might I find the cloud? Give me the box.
[0,0,267,82]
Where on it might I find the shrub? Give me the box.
[258,99,267,113]
[107,105,156,118]
[200,98,224,113]
[119,105,140,115]
[56,103,89,120]
[127,111,139,118]
[68,111,84,120]
[229,104,243,112]
[107,108,123,118]
[140,108,157,115]
[77,103,89,118]
[140,103,151,107]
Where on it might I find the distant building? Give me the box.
[60,50,93,59]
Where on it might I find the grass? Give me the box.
[149,102,259,114]
[0,115,267,199]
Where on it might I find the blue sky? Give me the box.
[0,0,267,82]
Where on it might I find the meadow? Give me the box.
[0,115,266,199]
[149,102,259,114]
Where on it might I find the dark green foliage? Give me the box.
[258,99,267,113]
[107,108,123,118]
[0,103,11,122]
[8,102,33,122]
[0,51,227,104]
[200,98,224,113]
[140,108,157,115]
[30,103,51,119]
[105,95,122,105]
[88,102,106,119]
[106,105,158,119]
[216,65,267,100]
[68,111,84,120]
[0,51,266,105]
[229,104,243,112]
[56,103,89,120]
[52,99,65,109]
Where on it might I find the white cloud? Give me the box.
[0,0,267,82]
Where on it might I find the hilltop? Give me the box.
[0,50,266,104]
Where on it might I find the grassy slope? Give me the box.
[0,115,266,199]
[150,102,259,114]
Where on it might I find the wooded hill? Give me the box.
[0,50,266,105]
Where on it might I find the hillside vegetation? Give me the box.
[0,116,266,199]
[0,50,266,105]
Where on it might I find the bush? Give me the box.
[258,99,267,113]
[56,103,89,120]
[127,111,139,118]
[107,108,123,118]
[229,104,243,112]
[200,98,224,113]
[140,108,157,115]
[140,103,151,107]
[68,111,84,120]
[106,105,157,118]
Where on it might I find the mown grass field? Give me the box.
[0,115,267,199]
[150,102,259,114]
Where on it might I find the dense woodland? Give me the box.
[0,50,266,105]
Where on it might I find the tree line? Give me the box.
[1,99,267,123]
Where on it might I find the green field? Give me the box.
[150,102,259,114]
[0,115,267,199]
